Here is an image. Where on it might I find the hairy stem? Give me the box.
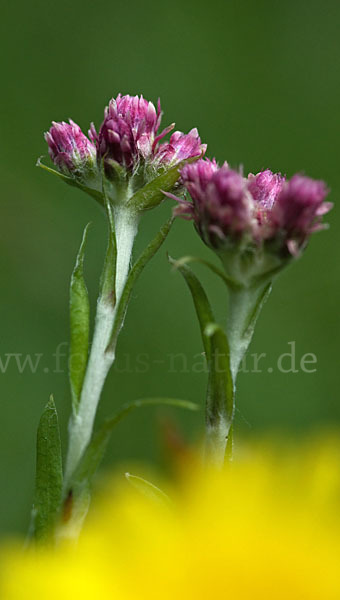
[204,283,270,466]
[227,283,271,382]
[64,208,139,487]
[205,419,231,467]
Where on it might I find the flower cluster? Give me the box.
[2,439,340,599]
[44,94,205,201]
[44,95,332,279]
[173,160,332,261]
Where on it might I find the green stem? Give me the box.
[227,283,272,382]
[204,283,271,465]
[64,208,139,487]
[205,419,231,467]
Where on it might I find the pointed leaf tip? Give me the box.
[37,160,104,206]
[125,473,170,505]
[168,255,214,362]
[170,254,241,289]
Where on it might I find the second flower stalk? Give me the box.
[170,159,331,464]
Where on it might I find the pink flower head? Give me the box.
[204,167,254,243]
[182,157,219,188]
[172,159,253,248]
[269,174,332,254]
[92,94,161,170]
[45,120,96,176]
[174,158,219,219]
[92,94,205,174]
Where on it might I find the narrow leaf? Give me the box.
[205,323,234,427]
[168,255,215,362]
[33,396,63,544]
[171,256,234,455]
[171,254,241,290]
[125,473,170,504]
[69,397,198,496]
[69,224,91,412]
[107,218,174,354]
[37,159,104,206]
[99,182,117,306]
[243,283,272,339]
[127,156,200,212]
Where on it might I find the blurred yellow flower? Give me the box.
[1,438,340,599]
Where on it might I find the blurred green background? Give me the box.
[1,0,339,536]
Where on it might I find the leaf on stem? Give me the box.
[170,257,234,436]
[205,323,234,428]
[168,255,214,362]
[68,397,198,499]
[33,396,63,544]
[36,159,104,206]
[127,156,200,212]
[69,224,91,412]
[106,218,174,354]
[125,473,170,505]
[171,254,240,290]
[99,181,117,307]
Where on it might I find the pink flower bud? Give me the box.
[94,94,161,169]
[45,120,96,177]
[94,94,205,174]
[155,128,206,167]
[248,169,285,212]
[173,159,253,248]
[270,174,332,253]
